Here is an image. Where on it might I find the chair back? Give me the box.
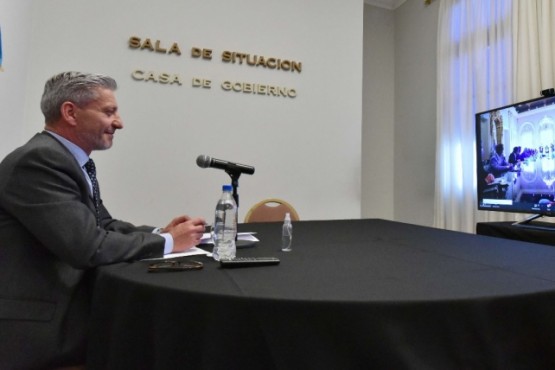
[244,198,300,223]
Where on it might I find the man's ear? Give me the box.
[60,101,78,126]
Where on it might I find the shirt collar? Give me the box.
[44,130,90,167]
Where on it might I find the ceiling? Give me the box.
[364,0,407,10]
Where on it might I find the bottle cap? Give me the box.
[222,184,232,191]
[284,212,291,221]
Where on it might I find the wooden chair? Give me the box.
[243,198,300,223]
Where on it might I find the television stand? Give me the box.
[512,214,555,231]
[477,219,555,247]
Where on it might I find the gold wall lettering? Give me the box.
[127,36,301,98]
[221,51,302,73]
[131,70,183,85]
[128,36,182,56]
[191,47,213,60]
[221,80,297,98]
[192,78,212,88]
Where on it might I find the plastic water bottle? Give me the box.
[212,185,237,261]
[281,212,293,251]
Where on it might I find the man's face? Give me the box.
[74,88,123,154]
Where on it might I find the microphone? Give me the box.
[196,155,255,175]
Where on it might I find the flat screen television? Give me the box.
[475,93,555,226]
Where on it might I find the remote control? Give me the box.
[220,257,280,268]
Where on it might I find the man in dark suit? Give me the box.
[489,143,513,178]
[0,72,206,369]
[508,146,521,165]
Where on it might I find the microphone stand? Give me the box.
[225,169,255,248]
[225,169,241,210]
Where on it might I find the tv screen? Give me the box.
[476,94,555,219]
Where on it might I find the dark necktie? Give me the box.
[84,158,101,225]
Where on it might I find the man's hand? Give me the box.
[165,216,206,252]
[162,215,191,232]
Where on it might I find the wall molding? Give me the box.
[364,0,406,10]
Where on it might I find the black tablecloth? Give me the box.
[87,219,555,370]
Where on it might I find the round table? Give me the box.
[87,219,555,370]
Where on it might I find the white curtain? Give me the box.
[434,0,514,232]
[513,0,555,101]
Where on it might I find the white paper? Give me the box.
[142,232,259,261]
[142,246,211,261]
[200,232,260,244]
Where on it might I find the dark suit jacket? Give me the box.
[0,132,165,369]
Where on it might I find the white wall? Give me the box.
[362,5,395,220]
[361,0,439,227]
[2,0,442,230]
[13,0,363,226]
[393,0,438,227]
[0,0,32,159]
